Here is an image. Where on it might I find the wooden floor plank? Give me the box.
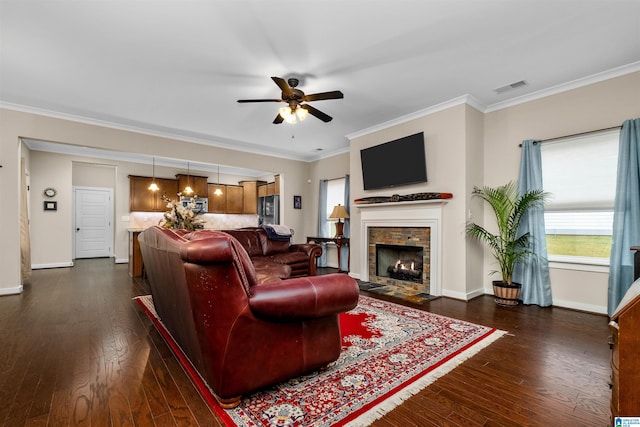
[0,260,611,426]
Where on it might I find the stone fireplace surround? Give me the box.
[357,200,445,296]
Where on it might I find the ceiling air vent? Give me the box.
[494,80,528,94]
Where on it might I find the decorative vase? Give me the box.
[492,280,522,306]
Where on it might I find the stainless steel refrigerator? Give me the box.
[258,195,279,225]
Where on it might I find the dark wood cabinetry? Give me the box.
[207,184,227,213]
[130,175,264,215]
[609,278,640,422]
[257,175,280,198]
[128,231,143,277]
[176,174,208,198]
[240,180,264,214]
[129,175,178,212]
[225,185,244,214]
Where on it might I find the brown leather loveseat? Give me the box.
[138,226,359,408]
[222,227,322,277]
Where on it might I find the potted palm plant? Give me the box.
[466,181,546,306]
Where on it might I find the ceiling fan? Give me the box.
[237,76,343,124]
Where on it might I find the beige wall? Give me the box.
[484,71,640,313]
[306,152,350,267]
[349,103,477,299]
[0,108,313,293]
[2,71,638,311]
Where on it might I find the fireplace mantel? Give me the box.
[358,199,445,296]
[355,199,448,209]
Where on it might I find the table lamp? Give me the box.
[329,204,350,238]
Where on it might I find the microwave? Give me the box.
[180,197,208,213]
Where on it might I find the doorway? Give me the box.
[73,187,113,259]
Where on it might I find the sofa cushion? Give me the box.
[223,229,264,257]
[252,258,291,280]
[257,229,291,255]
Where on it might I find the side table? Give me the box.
[306,236,350,273]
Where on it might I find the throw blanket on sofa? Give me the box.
[261,224,293,241]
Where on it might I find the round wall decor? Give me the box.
[44,187,57,198]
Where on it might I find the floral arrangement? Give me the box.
[159,193,205,231]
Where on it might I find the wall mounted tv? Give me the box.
[360,132,427,190]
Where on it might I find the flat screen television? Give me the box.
[360,132,427,190]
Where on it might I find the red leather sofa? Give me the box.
[138,226,359,408]
[222,227,322,277]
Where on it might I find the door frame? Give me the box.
[72,186,114,259]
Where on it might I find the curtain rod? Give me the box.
[322,175,348,182]
[519,125,621,146]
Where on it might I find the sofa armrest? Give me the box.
[290,243,322,257]
[179,235,235,263]
[249,274,359,320]
[289,243,323,275]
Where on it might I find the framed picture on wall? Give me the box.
[44,201,57,211]
[293,195,302,209]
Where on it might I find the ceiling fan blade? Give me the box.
[301,104,333,122]
[237,99,282,103]
[273,114,284,124]
[303,90,344,102]
[271,76,294,98]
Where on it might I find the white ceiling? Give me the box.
[2,0,639,163]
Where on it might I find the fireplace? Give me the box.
[376,244,423,283]
[368,226,430,292]
[357,199,445,296]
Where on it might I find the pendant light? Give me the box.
[183,161,194,195]
[214,164,223,196]
[148,157,159,191]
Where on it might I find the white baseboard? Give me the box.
[114,258,129,264]
[0,285,23,295]
[441,289,470,300]
[31,261,74,270]
[349,272,361,280]
[552,298,607,315]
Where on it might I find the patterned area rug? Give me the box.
[134,295,505,426]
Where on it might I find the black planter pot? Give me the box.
[492,280,522,306]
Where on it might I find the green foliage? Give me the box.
[466,181,546,285]
[546,234,612,258]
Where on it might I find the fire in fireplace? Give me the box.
[375,244,424,284]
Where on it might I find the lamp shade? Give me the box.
[328,204,350,220]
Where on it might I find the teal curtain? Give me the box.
[608,118,640,316]
[317,179,329,267]
[340,174,350,271]
[514,140,552,306]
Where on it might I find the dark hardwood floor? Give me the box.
[0,259,611,426]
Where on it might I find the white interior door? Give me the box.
[74,187,113,259]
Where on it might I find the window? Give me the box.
[325,178,346,237]
[541,129,619,266]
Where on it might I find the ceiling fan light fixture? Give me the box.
[279,106,296,124]
[279,105,308,124]
[296,106,308,121]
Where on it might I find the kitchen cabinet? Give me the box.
[225,185,244,214]
[176,174,208,198]
[207,184,227,213]
[240,180,264,214]
[128,230,143,277]
[129,175,178,212]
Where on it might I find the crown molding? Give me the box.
[346,94,485,141]
[485,61,640,113]
[0,101,313,162]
